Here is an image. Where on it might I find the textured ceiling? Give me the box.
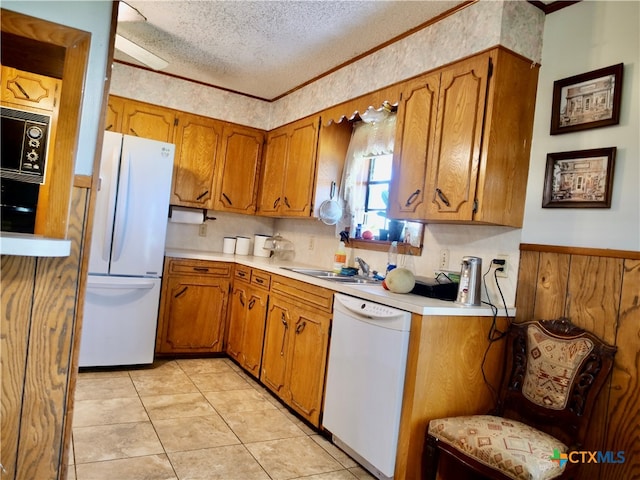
[115,1,468,100]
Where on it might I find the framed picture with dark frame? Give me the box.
[542,147,616,208]
[550,63,623,135]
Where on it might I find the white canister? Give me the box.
[222,237,236,254]
[235,236,251,255]
[253,234,272,257]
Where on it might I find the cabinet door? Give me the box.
[260,298,292,398]
[226,283,248,361]
[285,307,330,426]
[122,101,175,142]
[388,72,440,219]
[281,119,319,216]
[214,124,264,214]
[1,66,60,112]
[241,287,269,378]
[157,276,229,353]
[423,55,490,221]
[105,96,125,132]
[171,112,222,208]
[257,129,288,215]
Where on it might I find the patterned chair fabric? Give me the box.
[522,324,594,410]
[423,318,617,480]
[428,415,566,480]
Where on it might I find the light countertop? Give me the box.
[166,248,515,317]
[0,232,72,257]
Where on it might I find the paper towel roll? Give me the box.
[169,206,204,224]
[253,234,272,257]
[222,237,236,254]
[235,236,251,255]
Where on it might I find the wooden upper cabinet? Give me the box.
[121,100,176,143]
[214,124,265,214]
[1,65,60,112]
[389,48,538,227]
[258,130,288,215]
[311,120,352,219]
[423,54,490,222]
[389,71,440,219]
[171,112,222,209]
[257,116,320,217]
[105,95,125,132]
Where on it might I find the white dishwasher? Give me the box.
[323,293,411,480]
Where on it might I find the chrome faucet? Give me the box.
[355,257,370,276]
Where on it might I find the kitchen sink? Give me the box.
[281,267,380,284]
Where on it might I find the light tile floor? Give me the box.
[68,357,375,480]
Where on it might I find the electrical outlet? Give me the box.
[198,223,207,237]
[495,254,509,278]
[439,249,450,270]
[308,236,315,251]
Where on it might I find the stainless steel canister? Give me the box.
[455,256,482,306]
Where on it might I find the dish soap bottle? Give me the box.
[387,241,398,273]
[333,241,347,273]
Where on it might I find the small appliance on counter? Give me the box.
[455,256,482,306]
[410,276,459,301]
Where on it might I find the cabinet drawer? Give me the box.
[167,258,232,277]
[251,270,271,290]
[234,265,252,283]
[270,275,334,313]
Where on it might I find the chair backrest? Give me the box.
[498,318,617,448]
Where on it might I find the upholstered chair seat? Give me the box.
[428,415,566,480]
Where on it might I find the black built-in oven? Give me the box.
[1,106,50,233]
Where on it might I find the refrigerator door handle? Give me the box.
[112,152,131,262]
[87,279,155,290]
[102,147,121,262]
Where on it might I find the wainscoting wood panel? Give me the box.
[0,256,36,480]
[516,246,639,480]
[602,259,639,480]
[0,186,88,480]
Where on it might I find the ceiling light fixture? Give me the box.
[114,34,169,71]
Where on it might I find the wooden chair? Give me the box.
[423,318,617,480]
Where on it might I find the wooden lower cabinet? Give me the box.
[394,314,508,479]
[226,266,270,377]
[260,276,332,426]
[156,259,232,354]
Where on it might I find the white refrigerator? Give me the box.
[79,131,175,367]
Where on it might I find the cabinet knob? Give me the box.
[295,321,306,334]
[284,196,291,208]
[222,192,233,205]
[273,197,280,209]
[196,190,209,201]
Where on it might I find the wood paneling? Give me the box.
[516,246,639,480]
[0,256,36,480]
[601,259,640,480]
[1,186,88,480]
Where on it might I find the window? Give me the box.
[339,106,423,253]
